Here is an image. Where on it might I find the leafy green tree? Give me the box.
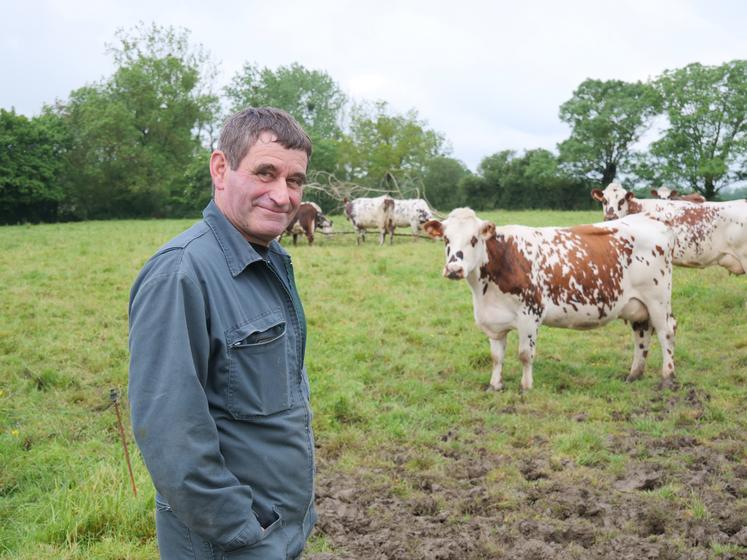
[558,79,661,186]
[343,101,448,192]
[54,23,218,218]
[422,157,470,211]
[649,60,747,199]
[463,149,592,211]
[458,174,493,210]
[0,109,70,223]
[225,63,347,175]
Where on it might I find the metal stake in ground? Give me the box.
[110,388,138,496]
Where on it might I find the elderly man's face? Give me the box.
[211,131,307,245]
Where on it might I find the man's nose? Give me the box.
[268,180,291,207]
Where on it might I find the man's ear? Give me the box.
[423,220,444,238]
[591,189,604,202]
[480,221,496,239]
[210,151,229,191]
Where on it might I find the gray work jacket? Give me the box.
[128,201,316,558]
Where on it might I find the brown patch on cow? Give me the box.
[481,234,543,315]
[285,203,319,245]
[678,193,706,203]
[655,245,664,255]
[470,236,478,247]
[670,206,721,253]
[632,320,650,338]
[537,225,634,319]
[627,198,643,214]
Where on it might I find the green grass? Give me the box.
[1,210,746,558]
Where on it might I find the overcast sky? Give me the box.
[2,0,746,170]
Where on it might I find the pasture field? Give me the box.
[0,210,746,559]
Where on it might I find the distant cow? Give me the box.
[651,186,706,203]
[392,198,434,238]
[285,202,332,245]
[592,182,747,274]
[424,208,677,391]
[344,195,395,245]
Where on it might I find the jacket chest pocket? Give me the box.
[226,309,291,417]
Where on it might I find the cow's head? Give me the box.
[591,183,635,220]
[315,212,333,233]
[651,186,676,200]
[416,207,434,226]
[424,208,495,280]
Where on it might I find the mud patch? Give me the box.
[306,430,747,560]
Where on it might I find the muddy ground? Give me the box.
[305,388,747,559]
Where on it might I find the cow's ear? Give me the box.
[651,189,659,198]
[670,189,678,197]
[625,191,635,201]
[591,189,604,202]
[423,220,444,238]
[480,221,496,239]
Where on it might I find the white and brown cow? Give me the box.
[592,182,747,274]
[285,202,332,245]
[651,186,706,203]
[424,208,677,391]
[392,198,434,238]
[344,195,396,245]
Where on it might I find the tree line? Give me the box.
[2,23,747,224]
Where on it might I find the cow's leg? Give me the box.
[292,233,298,246]
[650,307,676,388]
[488,335,508,391]
[627,319,653,382]
[306,232,314,245]
[517,324,538,392]
[378,228,385,245]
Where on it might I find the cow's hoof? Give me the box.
[625,373,643,383]
[486,383,504,392]
[659,377,677,390]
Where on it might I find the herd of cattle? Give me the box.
[282,195,434,245]
[284,185,746,391]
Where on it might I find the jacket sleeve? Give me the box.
[128,269,264,551]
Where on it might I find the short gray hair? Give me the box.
[218,107,312,169]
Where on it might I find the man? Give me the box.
[128,107,316,559]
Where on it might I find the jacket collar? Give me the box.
[203,200,289,277]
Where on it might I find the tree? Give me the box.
[558,79,661,186]
[343,101,448,193]
[225,63,347,176]
[54,23,218,218]
[422,157,470,211]
[0,109,70,223]
[649,60,747,199]
[463,149,593,211]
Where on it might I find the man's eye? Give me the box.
[288,178,303,188]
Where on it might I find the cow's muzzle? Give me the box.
[443,267,464,280]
